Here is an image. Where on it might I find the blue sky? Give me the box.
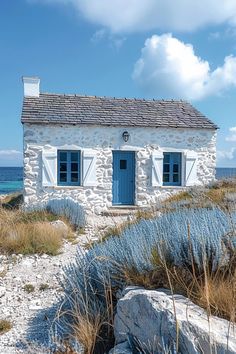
[0,0,236,167]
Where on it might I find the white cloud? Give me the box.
[132,34,236,100]
[217,147,236,167]
[28,0,236,33]
[217,147,236,161]
[0,150,22,157]
[91,29,106,43]
[226,126,236,142]
[91,28,126,50]
[0,150,22,165]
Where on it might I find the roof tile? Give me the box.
[21,93,218,129]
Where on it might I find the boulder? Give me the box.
[109,342,132,354]
[50,220,69,237]
[113,287,236,354]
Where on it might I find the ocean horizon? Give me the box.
[0,166,235,195]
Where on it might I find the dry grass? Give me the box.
[0,216,64,255]
[0,202,79,255]
[123,250,236,323]
[0,319,12,335]
[164,191,192,204]
[196,274,236,321]
[57,278,115,354]
[135,208,155,221]
[101,221,132,241]
[164,178,236,210]
[0,193,23,209]
[100,210,156,244]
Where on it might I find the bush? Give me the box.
[0,193,23,209]
[27,198,86,229]
[23,283,35,293]
[46,198,86,229]
[0,319,12,335]
[56,206,236,352]
[0,220,64,255]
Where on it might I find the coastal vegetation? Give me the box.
[55,179,236,353]
[0,195,86,255]
[0,180,236,352]
[0,319,12,335]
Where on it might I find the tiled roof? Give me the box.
[21,93,218,129]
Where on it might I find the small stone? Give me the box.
[41,254,48,259]
[0,286,6,298]
[21,259,34,267]
[29,305,43,311]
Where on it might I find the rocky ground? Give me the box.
[0,214,127,354]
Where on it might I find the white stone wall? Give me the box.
[23,123,217,214]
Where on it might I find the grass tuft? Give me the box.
[0,319,12,335]
[0,218,64,255]
[39,283,49,291]
[23,283,35,293]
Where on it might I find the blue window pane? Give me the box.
[164,154,170,163]
[163,174,170,182]
[173,154,180,163]
[164,164,170,173]
[173,174,179,183]
[71,152,78,162]
[60,152,67,161]
[71,173,78,182]
[71,163,78,172]
[173,164,179,173]
[120,160,127,169]
[60,173,67,182]
[60,163,67,172]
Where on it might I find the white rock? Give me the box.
[0,286,6,298]
[21,258,34,267]
[109,342,132,354]
[29,305,43,311]
[114,287,236,354]
[41,254,48,259]
[50,220,68,237]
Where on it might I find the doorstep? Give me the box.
[102,205,138,216]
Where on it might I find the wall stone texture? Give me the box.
[23,123,217,214]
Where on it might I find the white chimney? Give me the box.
[22,76,40,97]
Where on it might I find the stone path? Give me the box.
[0,214,128,354]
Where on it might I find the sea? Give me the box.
[0,166,235,195]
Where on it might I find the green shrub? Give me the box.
[23,284,35,293]
[39,283,49,291]
[0,319,12,334]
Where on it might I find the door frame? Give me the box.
[112,150,136,206]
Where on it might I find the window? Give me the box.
[120,159,127,169]
[58,150,81,186]
[163,152,181,186]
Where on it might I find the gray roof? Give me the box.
[21,93,218,129]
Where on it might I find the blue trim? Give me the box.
[163,152,182,186]
[57,150,81,186]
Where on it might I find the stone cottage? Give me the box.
[21,77,218,214]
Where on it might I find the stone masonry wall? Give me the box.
[23,124,217,214]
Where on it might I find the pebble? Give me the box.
[0,286,6,298]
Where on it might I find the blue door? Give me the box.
[112,151,135,205]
